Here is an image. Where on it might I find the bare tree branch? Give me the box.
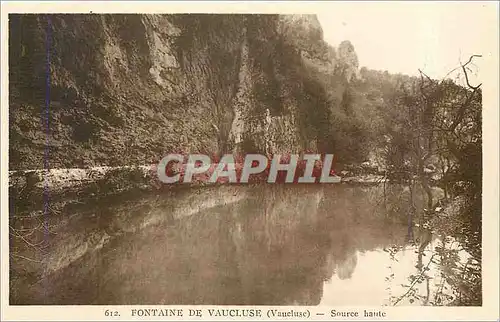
[461,55,482,90]
[10,253,45,264]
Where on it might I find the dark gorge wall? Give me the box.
[9,14,358,170]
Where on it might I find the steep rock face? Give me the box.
[9,14,357,170]
[337,40,359,82]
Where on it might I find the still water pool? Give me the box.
[12,184,475,305]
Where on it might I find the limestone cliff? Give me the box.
[9,14,358,170]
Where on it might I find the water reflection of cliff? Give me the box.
[17,185,420,305]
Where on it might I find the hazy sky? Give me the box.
[317,2,496,81]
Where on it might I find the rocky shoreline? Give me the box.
[8,165,389,193]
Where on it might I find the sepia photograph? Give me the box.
[1,1,499,320]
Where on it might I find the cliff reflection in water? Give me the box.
[21,184,454,305]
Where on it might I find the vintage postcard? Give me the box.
[1,1,499,321]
